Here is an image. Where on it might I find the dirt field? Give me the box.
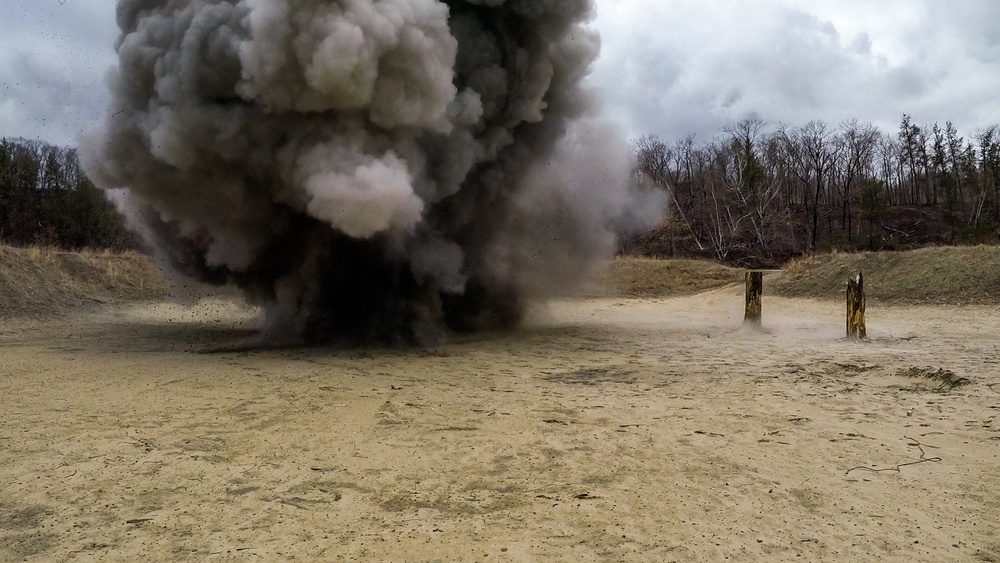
[2,285,999,562]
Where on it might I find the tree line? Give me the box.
[0,137,134,251]
[5,114,999,263]
[631,116,1000,266]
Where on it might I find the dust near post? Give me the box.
[81,0,663,345]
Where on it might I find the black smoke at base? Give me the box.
[83,0,662,344]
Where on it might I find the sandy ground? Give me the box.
[2,285,999,562]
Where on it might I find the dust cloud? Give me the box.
[81,0,660,344]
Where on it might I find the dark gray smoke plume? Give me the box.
[83,0,657,343]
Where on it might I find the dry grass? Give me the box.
[0,244,166,318]
[592,256,741,298]
[593,246,1000,305]
[769,246,1000,305]
[4,244,999,318]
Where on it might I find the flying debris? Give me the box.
[83,0,659,344]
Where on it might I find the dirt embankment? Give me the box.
[768,246,1000,305]
[602,246,1000,305]
[0,245,165,318]
[592,257,741,298]
[4,244,1000,319]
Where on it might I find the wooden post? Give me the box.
[847,271,866,339]
[744,271,763,327]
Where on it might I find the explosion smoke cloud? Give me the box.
[83,0,658,343]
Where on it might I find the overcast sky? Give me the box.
[1,0,998,147]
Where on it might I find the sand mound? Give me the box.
[4,244,999,317]
[593,257,741,298]
[0,245,165,318]
[769,246,1000,305]
[602,246,1000,305]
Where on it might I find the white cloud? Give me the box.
[0,0,117,145]
[1,0,998,146]
[590,0,1000,141]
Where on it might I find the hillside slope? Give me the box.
[602,247,1000,305]
[769,246,1000,305]
[0,245,165,318]
[594,257,741,298]
[3,244,999,318]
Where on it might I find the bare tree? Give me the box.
[703,141,750,261]
[632,134,671,186]
[778,121,841,250]
[628,115,1000,263]
[976,125,1000,223]
[898,114,922,205]
[836,120,880,243]
[632,134,705,251]
[723,118,783,256]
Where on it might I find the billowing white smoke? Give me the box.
[83,0,660,343]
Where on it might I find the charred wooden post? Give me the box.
[744,271,763,327]
[847,271,866,339]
